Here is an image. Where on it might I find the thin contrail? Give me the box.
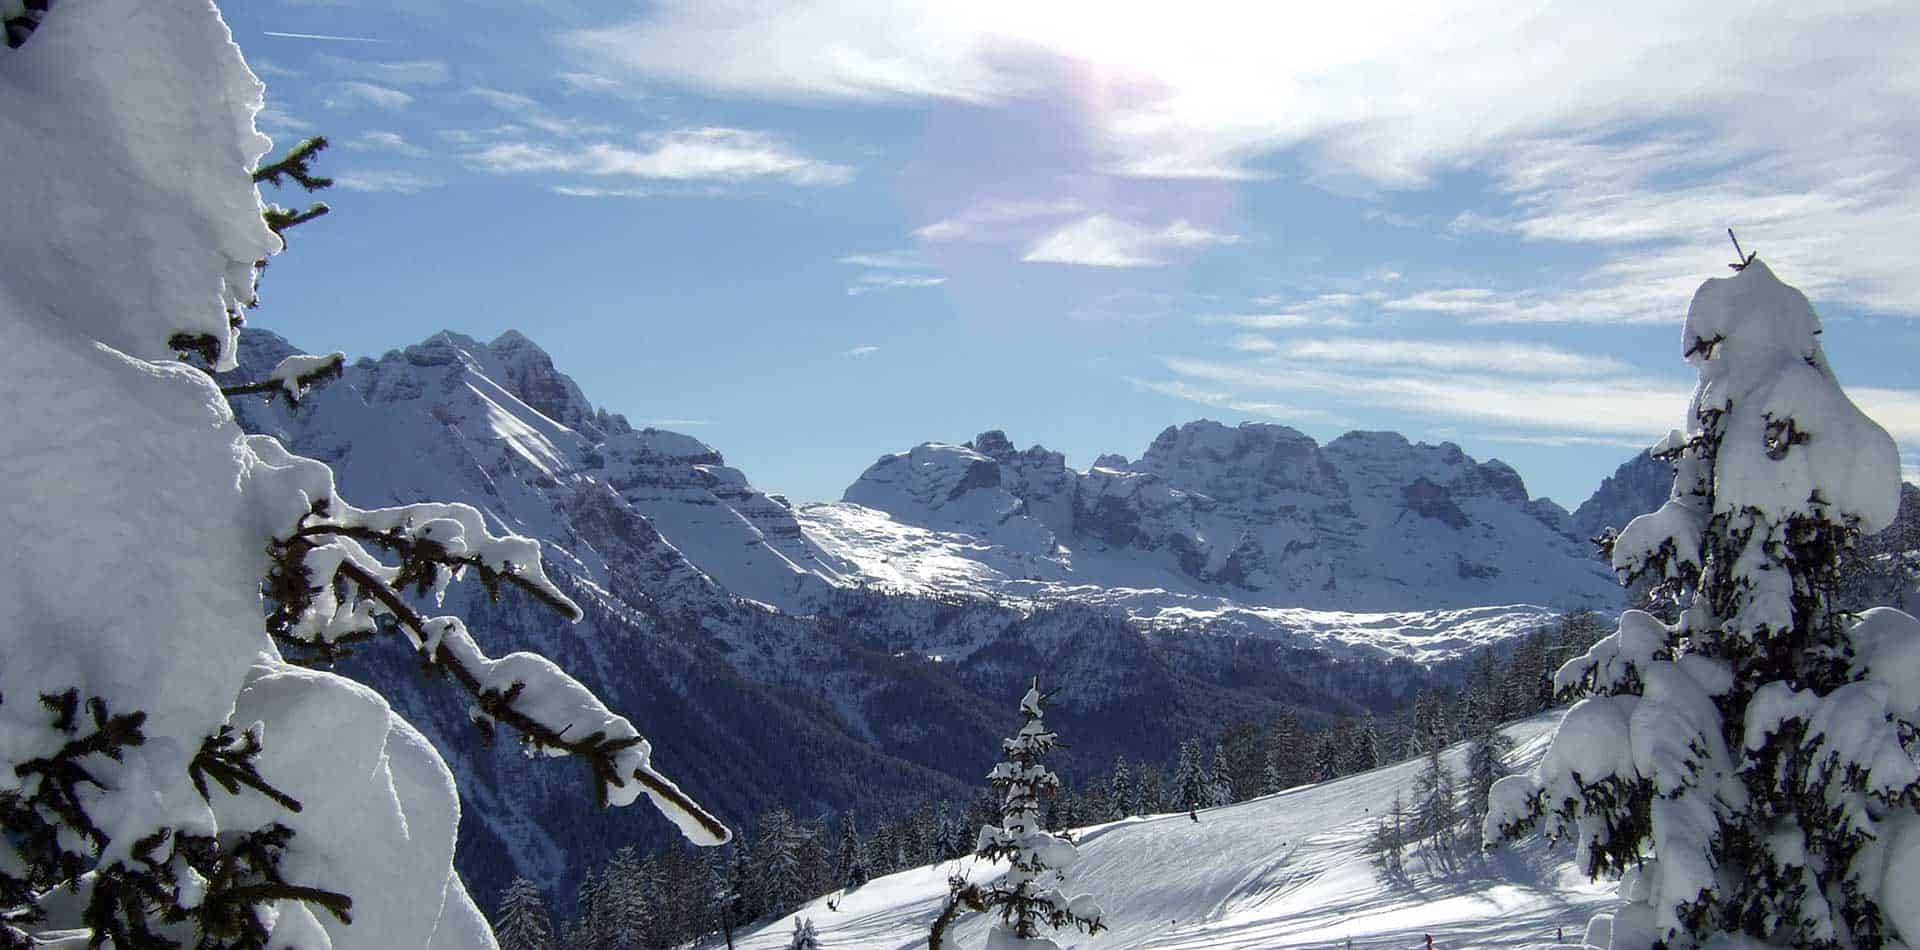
[262,30,387,43]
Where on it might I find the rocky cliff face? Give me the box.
[1570,450,1674,540]
[830,421,1620,611]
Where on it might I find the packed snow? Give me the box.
[733,713,1615,949]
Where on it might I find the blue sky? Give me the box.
[227,0,1920,509]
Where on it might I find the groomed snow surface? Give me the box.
[735,714,1614,950]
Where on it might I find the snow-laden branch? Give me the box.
[251,437,730,846]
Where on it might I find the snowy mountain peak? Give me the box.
[831,421,1617,611]
[483,330,629,441]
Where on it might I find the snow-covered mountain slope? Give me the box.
[736,711,1617,950]
[230,328,834,615]
[816,424,1621,613]
[217,327,1500,905]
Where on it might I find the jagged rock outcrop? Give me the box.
[1570,449,1673,540]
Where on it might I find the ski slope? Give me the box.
[734,713,1617,949]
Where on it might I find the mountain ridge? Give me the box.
[221,326,1542,906]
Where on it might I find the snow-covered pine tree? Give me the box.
[834,811,870,889]
[571,869,612,950]
[1205,741,1236,807]
[789,916,822,950]
[1260,751,1287,797]
[755,808,813,917]
[1170,739,1207,809]
[1356,713,1383,772]
[1487,259,1920,949]
[603,846,654,950]
[724,845,758,931]
[942,802,975,862]
[0,3,726,946]
[1310,733,1341,783]
[496,877,558,950]
[1108,756,1134,819]
[1125,768,1156,816]
[1219,719,1265,800]
[1263,711,1302,793]
[944,679,1104,950]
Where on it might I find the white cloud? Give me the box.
[1273,338,1630,376]
[317,54,449,85]
[324,81,413,111]
[471,87,541,111]
[256,103,312,134]
[845,345,882,357]
[1162,355,1688,441]
[470,129,852,186]
[915,199,1081,242]
[332,170,441,193]
[346,131,428,157]
[557,4,1913,179]
[1125,377,1325,423]
[250,59,302,79]
[556,1,1920,321]
[550,185,657,199]
[839,250,928,269]
[847,273,946,295]
[1024,214,1238,268]
[560,71,624,94]
[1202,314,1314,330]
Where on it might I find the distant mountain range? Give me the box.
[218,325,1905,903]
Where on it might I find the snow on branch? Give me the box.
[254,136,332,248]
[252,438,730,846]
[219,351,345,405]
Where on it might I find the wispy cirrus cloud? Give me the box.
[1023,215,1238,268]
[256,103,312,135]
[469,128,853,187]
[323,81,413,111]
[848,274,946,296]
[316,54,450,85]
[471,87,540,112]
[839,249,928,269]
[1157,354,1688,441]
[332,170,442,193]
[1261,337,1631,377]
[844,345,882,357]
[1124,377,1326,423]
[915,199,1081,242]
[345,131,428,157]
